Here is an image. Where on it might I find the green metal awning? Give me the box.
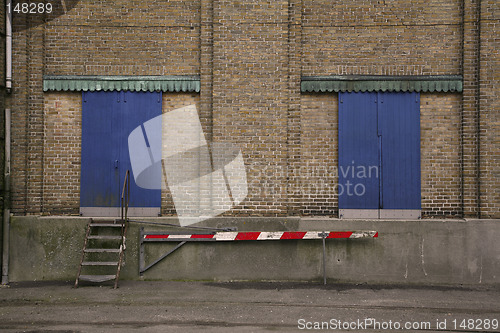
[43,75,200,93]
[301,75,463,93]
[44,75,461,93]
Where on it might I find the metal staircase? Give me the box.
[75,171,130,289]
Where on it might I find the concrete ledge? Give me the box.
[6,216,500,286]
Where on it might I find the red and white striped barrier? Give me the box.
[143,230,378,241]
[139,229,379,277]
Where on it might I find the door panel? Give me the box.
[338,92,380,210]
[338,92,421,218]
[81,91,121,207]
[120,91,162,208]
[80,91,162,215]
[378,92,421,210]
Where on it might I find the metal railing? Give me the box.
[120,170,130,223]
[115,170,130,288]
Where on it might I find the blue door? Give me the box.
[80,91,162,216]
[338,92,380,212]
[80,91,121,209]
[338,92,421,219]
[378,92,421,212]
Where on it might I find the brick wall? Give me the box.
[299,0,466,217]
[302,0,462,76]
[211,0,290,216]
[298,93,464,218]
[300,93,338,216]
[462,0,481,218]
[420,94,462,217]
[11,0,201,215]
[40,92,200,215]
[43,93,81,215]
[161,94,200,216]
[11,12,30,215]
[7,0,499,218]
[478,0,499,218]
[44,1,200,76]
[26,15,45,215]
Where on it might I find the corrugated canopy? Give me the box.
[301,75,463,93]
[43,75,200,93]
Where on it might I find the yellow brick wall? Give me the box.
[42,92,200,215]
[420,94,462,217]
[161,94,201,216]
[43,93,82,214]
[300,93,464,217]
[302,0,462,76]
[8,0,498,218]
[44,1,200,76]
[478,0,500,218]
[300,93,338,215]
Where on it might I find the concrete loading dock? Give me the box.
[6,216,500,287]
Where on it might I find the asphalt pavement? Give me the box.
[1,280,499,332]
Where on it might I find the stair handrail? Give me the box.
[120,170,130,223]
[115,170,130,288]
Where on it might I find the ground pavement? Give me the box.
[0,280,499,332]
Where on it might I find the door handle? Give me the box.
[114,160,119,169]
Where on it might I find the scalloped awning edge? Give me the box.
[43,75,201,93]
[301,75,463,93]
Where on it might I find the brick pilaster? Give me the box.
[461,0,481,217]
[11,14,29,214]
[478,0,499,218]
[212,0,290,216]
[286,0,303,216]
[26,15,45,214]
[200,0,214,142]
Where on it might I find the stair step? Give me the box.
[76,219,127,288]
[88,235,122,240]
[84,248,121,253]
[79,275,116,283]
[82,261,119,266]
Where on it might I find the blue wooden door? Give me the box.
[338,92,420,218]
[120,91,162,208]
[81,91,162,215]
[338,92,380,212]
[81,91,121,208]
[378,92,421,211]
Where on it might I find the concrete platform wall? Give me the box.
[6,217,500,286]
